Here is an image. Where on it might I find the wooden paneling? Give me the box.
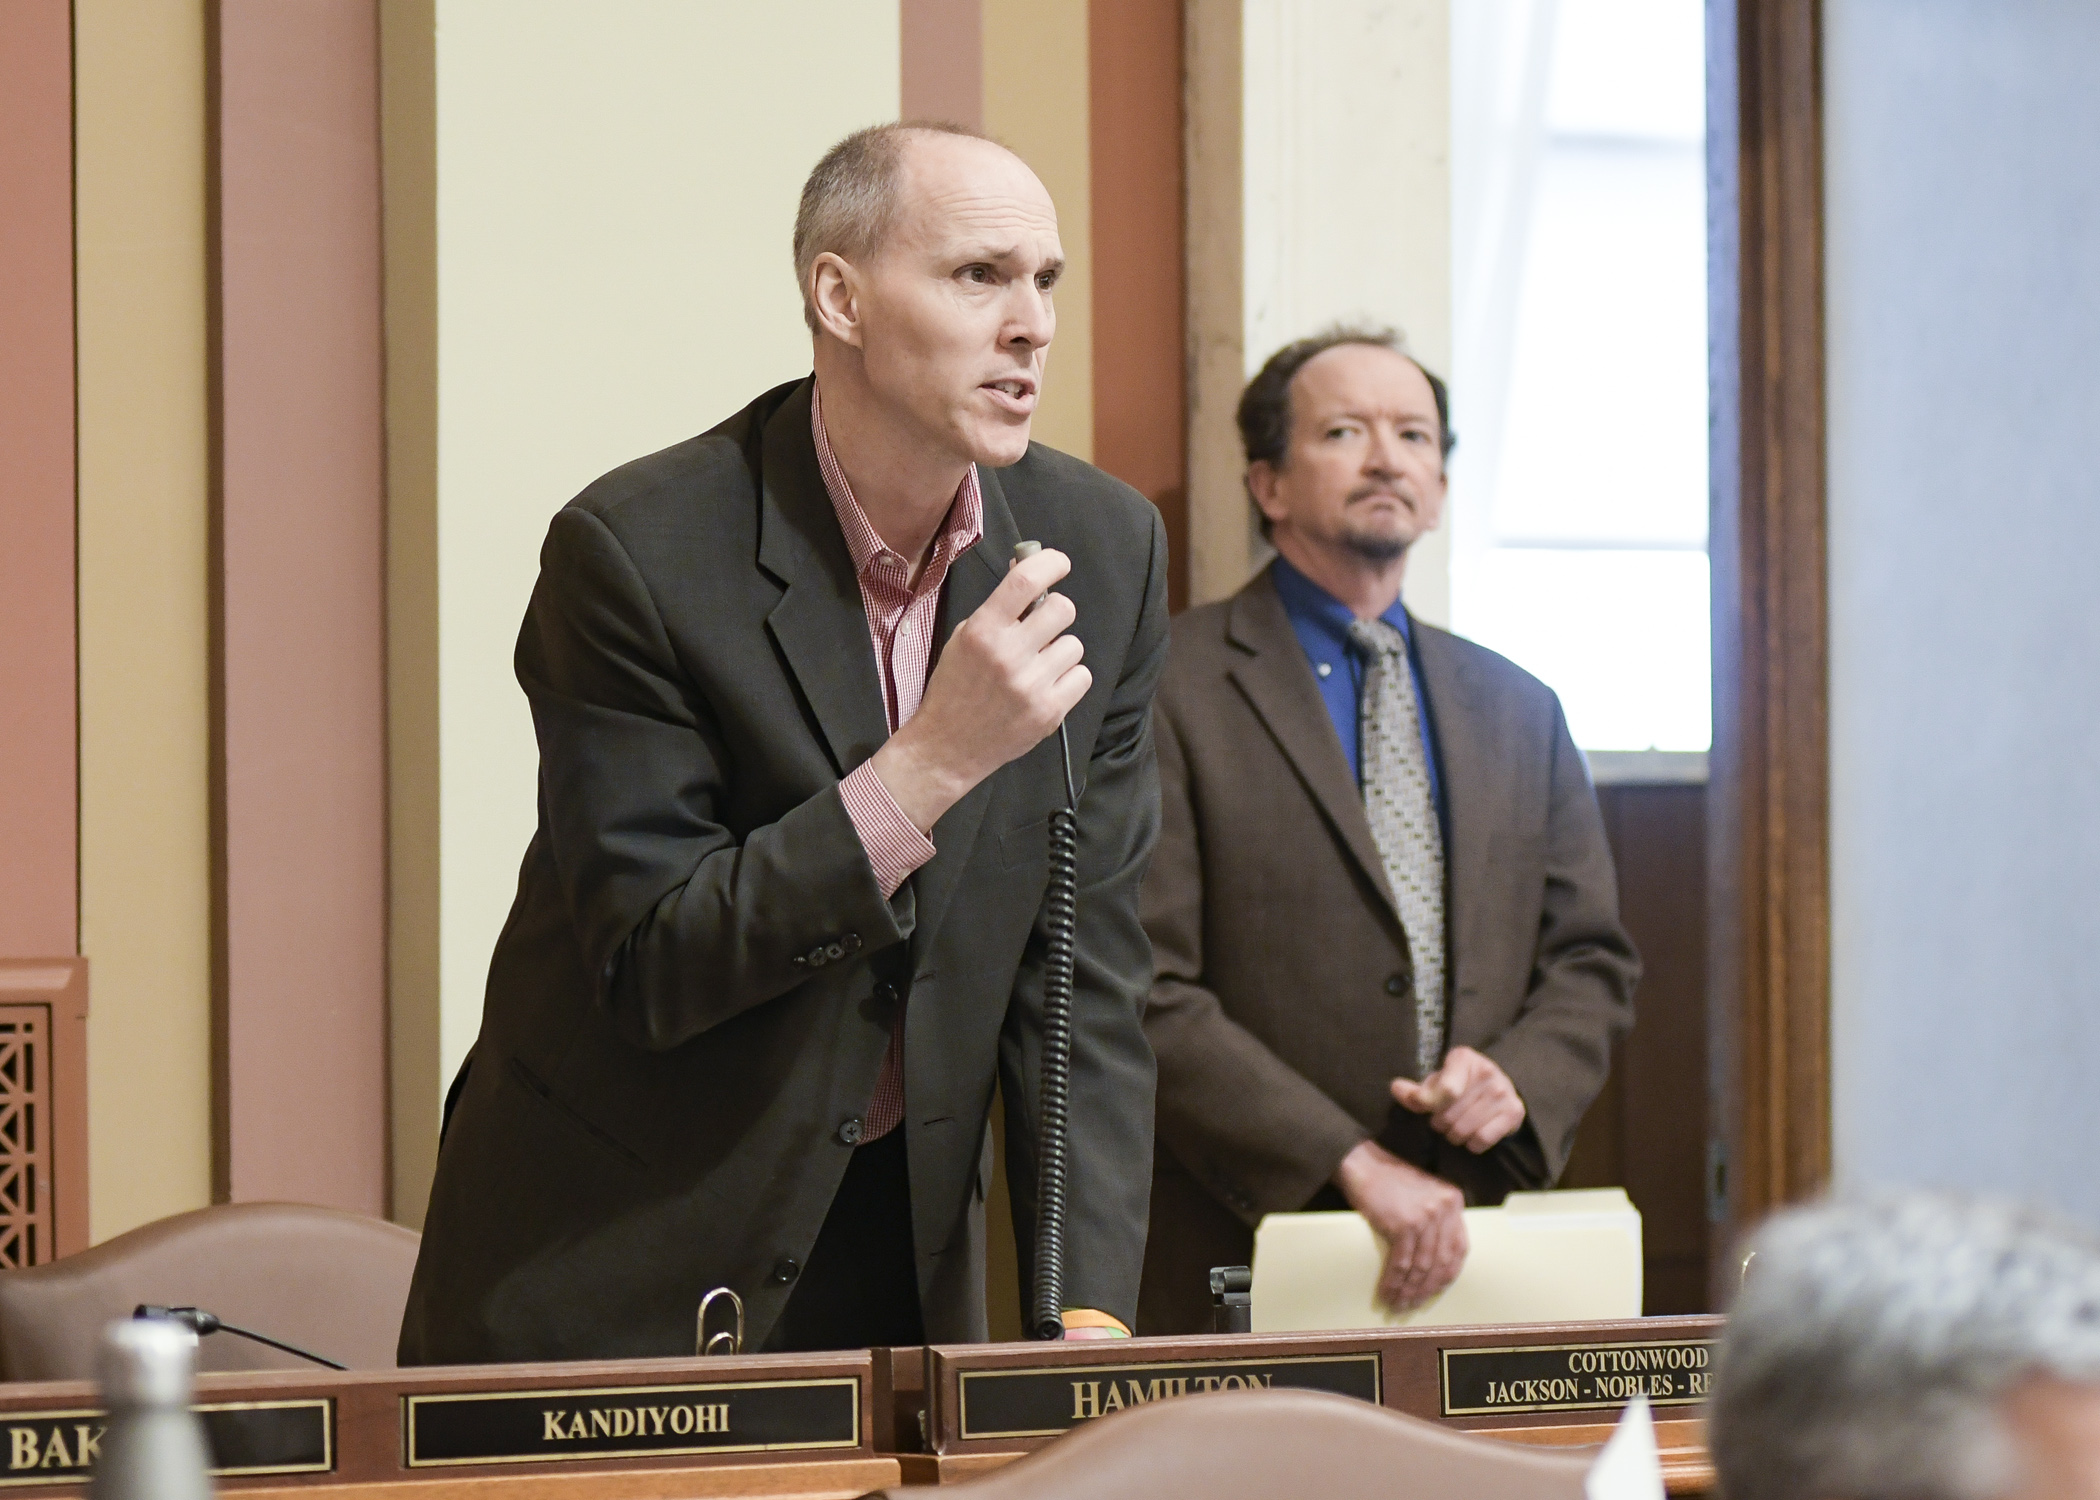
[1089,0,1189,612]
[76,0,219,1242]
[1563,785,1711,1314]
[0,0,79,961]
[0,962,90,1263]
[0,0,86,1270]
[209,0,390,1215]
[1705,0,1831,1300]
[378,0,442,1231]
[901,0,983,128]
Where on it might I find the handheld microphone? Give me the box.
[131,1306,348,1371]
[1013,541,1081,1341]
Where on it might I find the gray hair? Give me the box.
[792,120,994,335]
[1709,1193,2100,1500]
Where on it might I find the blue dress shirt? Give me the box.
[1268,554,1443,802]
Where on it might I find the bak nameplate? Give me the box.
[403,1377,860,1467]
[958,1353,1381,1441]
[0,1399,333,1485]
[1440,1339,1716,1417]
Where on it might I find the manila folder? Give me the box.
[1249,1188,1643,1332]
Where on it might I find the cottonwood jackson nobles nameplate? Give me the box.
[956,1355,1382,1441]
[0,1401,331,1486]
[1441,1338,1716,1417]
[402,1378,860,1466]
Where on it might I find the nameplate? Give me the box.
[0,1399,333,1486]
[402,1378,860,1467]
[1440,1339,1716,1417]
[957,1354,1381,1442]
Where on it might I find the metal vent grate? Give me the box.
[0,1008,51,1268]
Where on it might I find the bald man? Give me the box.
[400,124,1168,1362]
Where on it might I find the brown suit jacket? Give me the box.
[1136,568,1638,1334]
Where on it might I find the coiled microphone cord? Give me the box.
[1011,539,1081,1342]
[1030,722,1081,1340]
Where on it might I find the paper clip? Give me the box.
[697,1287,744,1357]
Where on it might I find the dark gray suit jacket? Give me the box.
[399,378,1168,1362]
[1136,570,1638,1334]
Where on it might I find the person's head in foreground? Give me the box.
[1710,1192,2100,1500]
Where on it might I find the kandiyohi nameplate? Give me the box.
[957,1354,1381,1441]
[402,1377,859,1467]
[0,1400,332,1486]
[1441,1339,1715,1417]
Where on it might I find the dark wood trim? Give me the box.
[206,0,233,1209]
[1706,0,1831,1301]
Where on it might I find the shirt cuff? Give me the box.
[839,761,936,899]
[1059,1309,1132,1338]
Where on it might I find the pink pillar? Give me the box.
[211,0,389,1215]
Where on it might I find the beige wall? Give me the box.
[1185,0,1453,619]
[74,0,216,1241]
[388,2,903,1219]
[982,0,1093,462]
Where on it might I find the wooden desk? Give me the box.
[0,1320,1721,1496]
[888,1316,1721,1493]
[0,1351,894,1500]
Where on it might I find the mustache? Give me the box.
[1346,483,1413,507]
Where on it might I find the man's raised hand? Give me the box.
[868,547,1090,834]
[1391,1046,1527,1155]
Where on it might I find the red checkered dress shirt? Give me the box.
[816,385,985,1141]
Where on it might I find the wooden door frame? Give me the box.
[1706,0,1832,1304]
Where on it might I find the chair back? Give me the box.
[0,1202,420,1380]
[901,1388,1593,1500]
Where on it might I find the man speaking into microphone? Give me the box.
[399,123,1167,1362]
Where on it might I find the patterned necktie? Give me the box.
[1348,618,1447,1080]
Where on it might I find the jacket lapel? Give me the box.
[906,466,1023,952]
[756,381,891,777]
[1409,621,1494,1003]
[1224,572,1401,924]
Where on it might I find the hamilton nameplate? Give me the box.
[403,1377,860,1467]
[1441,1339,1716,1417]
[0,1400,333,1486]
[956,1354,1382,1442]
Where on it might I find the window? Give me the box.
[1450,0,1710,753]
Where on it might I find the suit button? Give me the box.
[843,933,863,955]
[875,981,901,1005]
[824,942,845,962]
[771,1257,800,1284]
[1385,973,1409,996]
[806,947,829,969]
[837,1117,865,1146]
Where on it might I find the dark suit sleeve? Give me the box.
[519,506,913,1052]
[999,507,1170,1328]
[1141,698,1371,1227]
[1477,698,1640,1182]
